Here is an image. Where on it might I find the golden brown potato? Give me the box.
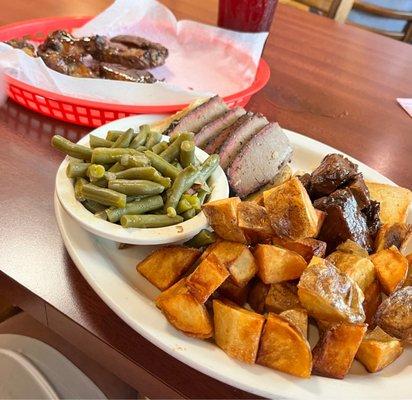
[206,241,257,287]
[263,177,319,240]
[257,313,312,378]
[272,237,327,263]
[363,279,382,326]
[280,309,308,339]
[265,282,301,313]
[218,279,250,306]
[327,250,375,292]
[297,257,365,323]
[336,239,369,258]
[156,278,213,339]
[137,246,201,291]
[312,322,367,379]
[255,244,307,284]
[247,279,270,313]
[186,254,229,303]
[366,182,412,224]
[405,253,412,287]
[356,326,403,373]
[237,201,274,243]
[244,164,293,205]
[315,319,338,335]
[202,197,247,243]
[374,223,412,253]
[375,286,412,342]
[371,246,408,295]
[213,299,265,364]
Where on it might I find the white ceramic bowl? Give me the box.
[55,114,229,245]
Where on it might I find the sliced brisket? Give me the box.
[194,107,246,149]
[227,123,293,198]
[219,113,268,170]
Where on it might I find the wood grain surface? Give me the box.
[1,0,411,398]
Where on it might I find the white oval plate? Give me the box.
[54,127,411,399]
[55,115,229,245]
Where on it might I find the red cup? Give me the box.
[218,0,278,32]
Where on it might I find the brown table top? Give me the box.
[1,0,411,398]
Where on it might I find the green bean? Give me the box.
[176,198,192,214]
[106,130,124,141]
[87,164,106,182]
[159,132,194,162]
[120,153,150,168]
[105,195,164,223]
[108,179,164,196]
[181,208,196,220]
[151,141,168,155]
[51,135,92,161]
[129,125,150,148]
[108,161,126,173]
[197,189,209,205]
[144,151,179,180]
[94,210,108,220]
[120,214,183,228]
[111,128,134,148]
[89,134,114,148]
[166,207,177,218]
[197,154,220,183]
[74,178,88,201]
[180,140,195,168]
[172,161,183,171]
[91,148,141,164]
[126,195,149,203]
[165,165,200,211]
[82,199,107,214]
[184,229,216,248]
[114,167,171,188]
[135,146,147,152]
[82,183,126,208]
[145,131,162,149]
[182,194,201,211]
[66,162,90,178]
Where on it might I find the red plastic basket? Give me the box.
[0,16,270,127]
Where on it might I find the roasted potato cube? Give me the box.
[327,250,375,291]
[374,223,412,253]
[247,279,269,313]
[371,246,408,295]
[218,279,250,306]
[272,237,327,263]
[206,241,257,287]
[237,201,274,243]
[137,246,201,291]
[336,239,369,258]
[375,286,412,342]
[315,319,338,335]
[257,313,312,378]
[315,209,326,236]
[405,253,412,287]
[366,182,412,224]
[265,282,301,313]
[255,244,307,284]
[363,279,382,326]
[280,309,308,338]
[356,326,403,373]
[313,322,367,379]
[156,278,213,339]
[203,197,247,243]
[186,254,229,303]
[263,177,319,240]
[213,299,265,363]
[297,257,365,323]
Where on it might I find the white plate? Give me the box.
[54,127,412,399]
[55,115,229,245]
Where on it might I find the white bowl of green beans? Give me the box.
[54,114,229,245]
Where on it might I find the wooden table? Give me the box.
[1,0,411,398]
